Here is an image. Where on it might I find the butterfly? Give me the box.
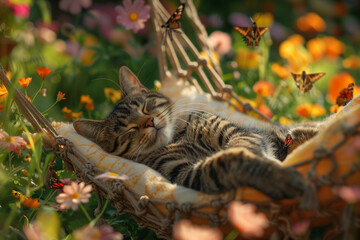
[336,83,354,106]
[284,134,293,147]
[12,190,25,200]
[49,177,65,189]
[234,17,269,47]
[161,3,185,43]
[291,71,326,93]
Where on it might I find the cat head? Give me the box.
[73,66,176,158]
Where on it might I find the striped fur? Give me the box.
[73,67,319,200]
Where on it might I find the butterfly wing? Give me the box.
[336,83,354,106]
[284,134,293,147]
[291,73,303,90]
[254,27,269,47]
[234,26,254,47]
[161,3,185,29]
[50,178,65,189]
[307,73,326,83]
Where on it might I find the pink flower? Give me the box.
[291,220,310,235]
[228,201,268,238]
[6,0,30,18]
[59,0,92,14]
[72,224,123,240]
[173,220,223,240]
[55,182,92,210]
[115,0,150,33]
[0,129,27,153]
[228,12,249,26]
[23,223,46,240]
[334,185,360,203]
[209,31,232,56]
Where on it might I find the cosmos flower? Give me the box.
[228,201,268,238]
[173,219,223,240]
[72,224,123,240]
[115,0,150,33]
[55,182,92,210]
[334,185,360,204]
[59,0,92,14]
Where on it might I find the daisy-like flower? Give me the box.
[59,0,92,15]
[95,172,128,181]
[55,182,92,210]
[72,224,123,240]
[0,130,27,154]
[173,220,223,240]
[18,77,32,88]
[36,67,52,80]
[115,0,150,33]
[57,91,66,101]
[228,201,268,238]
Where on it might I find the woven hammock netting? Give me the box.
[0,0,359,239]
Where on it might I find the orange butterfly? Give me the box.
[336,83,354,106]
[234,17,269,47]
[161,3,185,43]
[291,71,325,93]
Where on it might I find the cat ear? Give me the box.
[73,119,105,142]
[119,66,149,96]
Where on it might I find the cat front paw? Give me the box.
[263,167,305,200]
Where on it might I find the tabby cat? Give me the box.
[73,67,319,200]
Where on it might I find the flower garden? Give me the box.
[0,0,360,239]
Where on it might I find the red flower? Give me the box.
[18,77,32,88]
[57,91,66,101]
[36,67,52,80]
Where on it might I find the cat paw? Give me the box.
[263,167,305,200]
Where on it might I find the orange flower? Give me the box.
[253,81,275,97]
[0,84,8,102]
[323,36,345,59]
[296,13,326,33]
[12,190,25,200]
[279,35,312,72]
[22,198,40,209]
[71,111,83,119]
[306,38,326,61]
[327,72,360,104]
[18,77,32,88]
[296,103,326,118]
[0,105,4,111]
[235,49,261,69]
[343,55,360,69]
[80,95,94,111]
[271,63,290,79]
[26,96,32,102]
[258,105,272,119]
[279,116,293,125]
[62,107,73,121]
[36,66,52,80]
[57,91,66,101]
[104,88,121,103]
[24,153,31,162]
[329,104,342,113]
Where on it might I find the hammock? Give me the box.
[1,0,359,239]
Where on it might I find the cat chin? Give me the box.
[146,124,175,152]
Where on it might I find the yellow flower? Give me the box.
[296,104,326,118]
[279,117,293,125]
[235,49,261,69]
[104,88,121,103]
[200,51,219,67]
[252,13,273,27]
[71,112,83,119]
[80,95,94,111]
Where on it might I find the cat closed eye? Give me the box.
[130,126,139,131]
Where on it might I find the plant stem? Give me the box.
[224,229,239,240]
[32,81,44,103]
[42,100,59,114]
[79,203,92,222]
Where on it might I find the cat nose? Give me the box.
[145,117,154,128]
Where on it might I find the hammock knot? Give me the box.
[165,200,177,212]
[313,146,330,159]
[136,195,150,216]
[84,162,96,177]
[210,198,222,209]
[208,214,221,226]
[112,182,125,196]
[179,202,192,214]
[54,136,74,158]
